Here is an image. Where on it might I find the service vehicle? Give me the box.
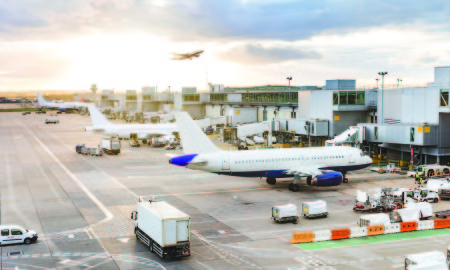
[272,204,299,223]
[101,139,121,155]
[407,165,450,178]
[301,200,328,218]
[129,141,140,147]
[45,118,59,124]
[89,147,102,156]
[438,183,450,200]
[75,144,85,154]
[131,200,190,259]
[404,251,447,269]
[164,144,176,150]
[413,188,439,203]
[353,188,398,212]
[390,208,420,223]
[22,112,30,115]
[81,146,90,155]
[0,225,38,245]
[359,213,391,227]
[405,202,433,220]
[435,210,450,219]
[427,179,450,192]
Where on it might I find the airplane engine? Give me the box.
[309,172,343,187]
[60,108,66,112]
[169,154,198,166]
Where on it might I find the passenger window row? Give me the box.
[234,155,345,164]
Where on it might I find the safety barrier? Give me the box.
[400,221,417,232]
[367,225,384,236]
[434,219,450,229]
[350,227,367,238]
[290,232,314,244]
[331,228,350,240]
[417,220,434,231]
[384,223,400,234]
[314,230,331,242]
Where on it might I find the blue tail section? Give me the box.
[169,154,198,166]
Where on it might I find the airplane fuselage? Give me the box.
[87,123,177,139]
[185,146,372,178]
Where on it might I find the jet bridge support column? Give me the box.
[267,121,272,148]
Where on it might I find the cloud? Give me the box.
[418,54,439,64]
[0,0,449,42]
[217,44,322,65]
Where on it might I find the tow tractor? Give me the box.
[353,188,398,213]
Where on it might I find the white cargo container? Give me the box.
[359,213,391,227]
[131,200,190,259]
[405,251,447,269]
[100,139,121,155]
[390,208,420,223]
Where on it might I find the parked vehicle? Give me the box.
[101,139,121,155]
[272,204,298,223]
[390,208,420,223]
[404,251,447,269]
[407,165,450,178]
[301,200,328,218]
[0,225,38,245]
[131,199,190,259]
[129,141,140,147]
[89,147,103,156]
[413,188,439,203]
[405,202,433,220]
[164,144,176,150]
[81,146,90,155]
[435,210,450,219]
[438,183,450,200]
[75,144,85,154]
[45,118,59,124]
[359,213,391,227]
[353,188,398,212]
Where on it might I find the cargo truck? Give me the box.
[101,139,121,155]
[131,200,190,259]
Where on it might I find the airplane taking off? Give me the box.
[85,105,177,145]
[169,112,372,192]
[36,92,88,112]
[171,50,204,60]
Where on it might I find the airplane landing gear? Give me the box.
[342,172,349,183]
[142,139,148,145]
[288,183,299,192]
[266,177,276,185]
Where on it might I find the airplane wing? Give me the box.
[284,164,327,178]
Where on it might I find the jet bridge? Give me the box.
[236,121,273,147]
[325,126,365,147]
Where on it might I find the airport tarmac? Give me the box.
[1,112,449,270]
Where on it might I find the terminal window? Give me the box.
[210,94,227,102]
[143,95,153,101]
[183,94,200,102]
[334,91,365,105]
[440,90,449,107]
[126,95,137,100]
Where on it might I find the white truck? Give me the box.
[101,139,121,155]
[405,251,447,269]
[131,200,190,259]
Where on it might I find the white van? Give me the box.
[0,225,38,245]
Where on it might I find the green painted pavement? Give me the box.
[296,228,450,250]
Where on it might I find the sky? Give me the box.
[1,0,450,91]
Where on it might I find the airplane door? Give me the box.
[222,155,230,170]
[349,154,355,163]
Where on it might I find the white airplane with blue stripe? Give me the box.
[169,112,372,192]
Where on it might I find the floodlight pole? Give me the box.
[286,77,292,102]
[378,71,388,124]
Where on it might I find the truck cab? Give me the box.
[0,225,38,245]
[414,188,439,203]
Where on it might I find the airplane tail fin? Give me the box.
[174,111,220,154]
[36,92,46,106]
[87,105,111,126]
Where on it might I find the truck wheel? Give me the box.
[24,238,31,245]
[434,198,439,203]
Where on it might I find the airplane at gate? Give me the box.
[36,92,88,112]
[169,111,372,192]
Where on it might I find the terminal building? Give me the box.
[74,66,450,165]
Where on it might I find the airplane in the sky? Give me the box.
[36,92,88,112]
[171,50,204,60]
[85,105,209,145]
[169,112,372,192]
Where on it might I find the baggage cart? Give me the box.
[435,210,450,218]
[359,213,391,227]
[302,200,328,218]
[272,204,298,223]
[81,146,90,155]
[89,147,103,156]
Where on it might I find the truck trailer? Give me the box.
[101,139,121,155]
[131,200,190,259]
